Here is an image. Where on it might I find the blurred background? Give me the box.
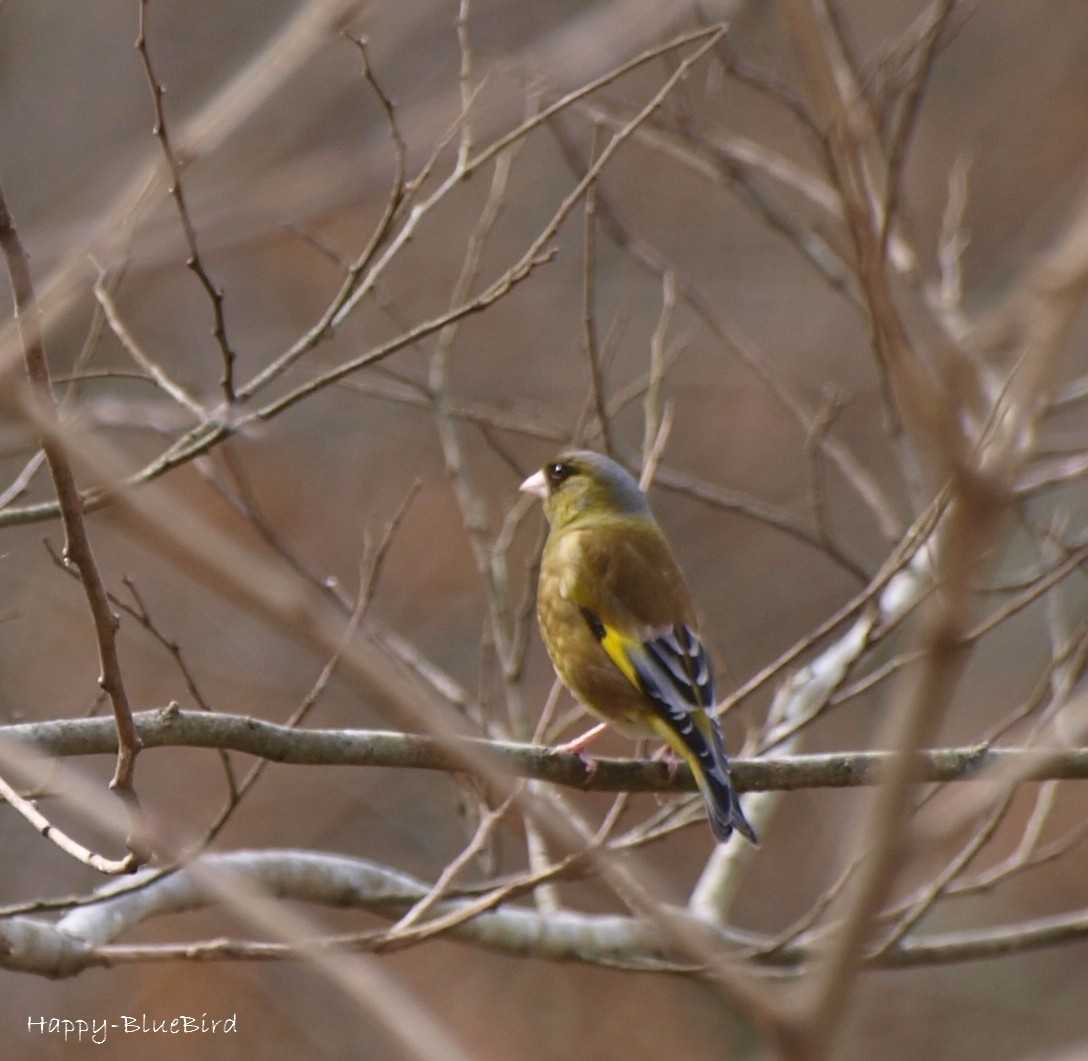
[2,1,1088,1057]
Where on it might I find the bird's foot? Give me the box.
[553,723,607,786]
[652,743,682,783]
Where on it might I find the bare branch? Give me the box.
[641,271,675,472]
[7,709,1088,792]
[135,0,239,403]
[93,275,206,420]
[581,123,615,457]
[0,181,145,853]
[0,770,136,876]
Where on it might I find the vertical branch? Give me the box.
[434,12,570,913]
[201,485,419,848]
[936,157,970,330]
[795,478,1001,1060]
[780,0,935,501]
[642,270,676,469]
[638,401,674,492]
[547,107,903,542]
[455,0,475,171]
[581,123,615,457]
[135,0,238,403]
[420,42,562,928]
[877,0,958,260]
[691,652,812,922]
[775,11,1086,1053]
[429,146,522,704]
[0,182,144,842]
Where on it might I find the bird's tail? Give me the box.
[698,726,758,845]
[650,713,757,845]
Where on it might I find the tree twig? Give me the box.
[0,181,145,857]
[135,0,238,403]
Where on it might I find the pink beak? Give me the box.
[519,470,547,498]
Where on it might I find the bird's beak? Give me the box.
[519,469,547,498]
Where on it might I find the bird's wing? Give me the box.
[584,614,713,722]
[582,613,756,843]
[642,624,716,707]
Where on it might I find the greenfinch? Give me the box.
[521,450,756,844]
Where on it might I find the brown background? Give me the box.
[3,1,1088,1058]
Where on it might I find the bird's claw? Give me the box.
[552,724,606,787]
[575,752,599,787]
[652,742,682,782]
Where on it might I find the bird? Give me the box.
[520,449,756,844]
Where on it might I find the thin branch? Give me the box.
[199,490,416,848]
[119,573,238,799]
[641,271,675,470]
[93,275,206,420]
[390,791,518,933]
[239,22,729,397]
[944,813,1088,899]
[7,254,129,438]
[0,448,44,510]
[720,493,943,719]
[877,0,958,260]
[42,540,238,801]
[467,24,728,180]
[0,770,136,876]
[546,110,903,544]
[428,124,523,696]
[601,102,863,305]
[804,389,845,558]
[0,747,476,1061]
[710,37,823,144]
[337,371,872,582]
[135,0,238,403]
[639,402,674,492]
[231,33,410,402]
[872,791,1014,955]
[0,181,145,848]
[201,441,479,727]
[581,123,614,457]
[936,156,971,330]
[653,463,870,584]
[782,0,929,478]
[798,493,993,1058]
[455,0,475,168]
[0,0,359,429]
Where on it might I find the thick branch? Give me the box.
[4,709,1087,792]
[6,850,1088,979]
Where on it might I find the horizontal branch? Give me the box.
[6,850,1087,979]
[5,709,1088,793]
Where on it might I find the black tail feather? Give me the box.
[702,765,758,845]
[626,631,757,845]
[701,716,758,844]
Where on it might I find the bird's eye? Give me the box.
[546,461,574,488]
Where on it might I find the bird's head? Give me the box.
[520,450,650,530]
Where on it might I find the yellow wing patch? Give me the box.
[598,626,641,688]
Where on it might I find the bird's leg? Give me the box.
[554,722,607,755]
[652,741,682,783]
[553,722,607,786]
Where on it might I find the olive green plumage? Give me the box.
[521,450,756,845]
